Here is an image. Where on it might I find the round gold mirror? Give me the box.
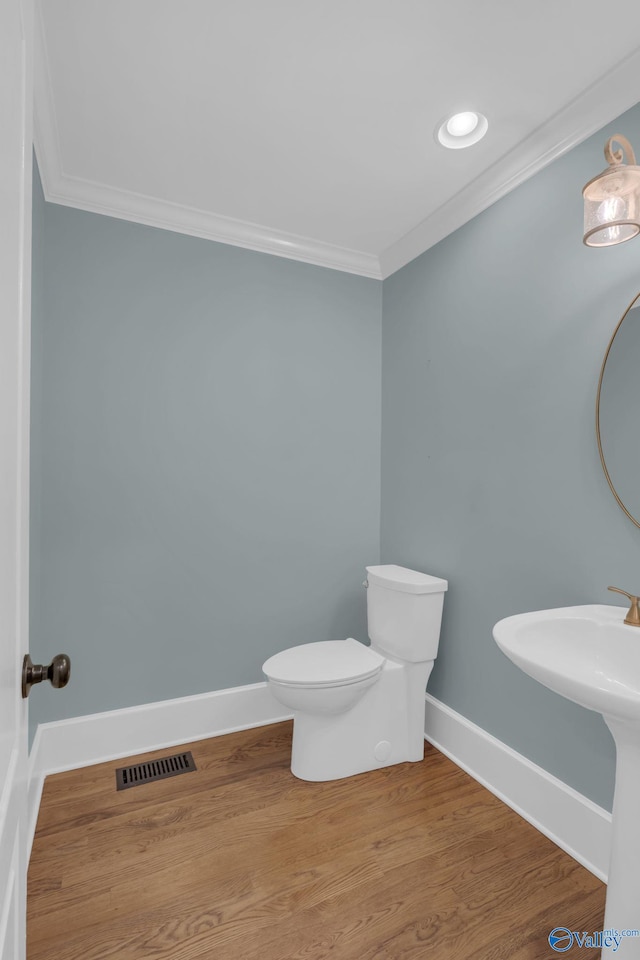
[596,292,640,528]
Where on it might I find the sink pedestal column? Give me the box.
[602,717,640,959]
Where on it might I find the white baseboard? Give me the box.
[424,693,612,882]
[27,683,613,882]
[27,682,292,858]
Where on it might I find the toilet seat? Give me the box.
[263,638,384,689]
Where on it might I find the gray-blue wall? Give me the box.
[29,196,381,737]
[381,101,640,811]
[32,101,640,810]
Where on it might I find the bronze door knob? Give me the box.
[22,653,71,698]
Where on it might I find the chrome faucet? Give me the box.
[608,586,640,626]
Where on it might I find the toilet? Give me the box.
[262,564,448,781]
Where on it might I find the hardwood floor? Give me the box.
[28,722,605,959]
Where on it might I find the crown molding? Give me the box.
[32,3,381,280]
[32,10,381,281]
[33,2,640,282]
[40,172,383,279]
[379,47,640,278]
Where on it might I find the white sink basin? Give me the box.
[493,604,640,721]
[493,603,640,958]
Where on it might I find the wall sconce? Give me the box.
[583,135,640,247]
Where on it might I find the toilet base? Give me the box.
[289,657,434,782]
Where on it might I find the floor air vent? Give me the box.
[115,751,197,791]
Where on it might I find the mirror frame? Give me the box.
[596,291,640,529]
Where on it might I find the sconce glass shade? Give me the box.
[583,135,640,247]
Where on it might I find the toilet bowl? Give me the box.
[262,565,448,782]
[263,639,384,715]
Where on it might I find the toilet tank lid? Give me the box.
[366,564,448,595]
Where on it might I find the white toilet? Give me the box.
[262,564,448,781]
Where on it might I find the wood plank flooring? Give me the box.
[28,722,605,959]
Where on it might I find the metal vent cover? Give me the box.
[115,751,197,791]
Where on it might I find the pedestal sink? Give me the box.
[494,604,640,959]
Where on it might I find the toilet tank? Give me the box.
[366,564,448,662]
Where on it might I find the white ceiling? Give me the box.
[34,0,640,279]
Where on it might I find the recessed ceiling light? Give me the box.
[436,111,488,150]
[446,112,478,137]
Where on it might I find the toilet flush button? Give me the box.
[374,740,392,762]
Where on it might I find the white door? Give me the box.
[0,0,33,956]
